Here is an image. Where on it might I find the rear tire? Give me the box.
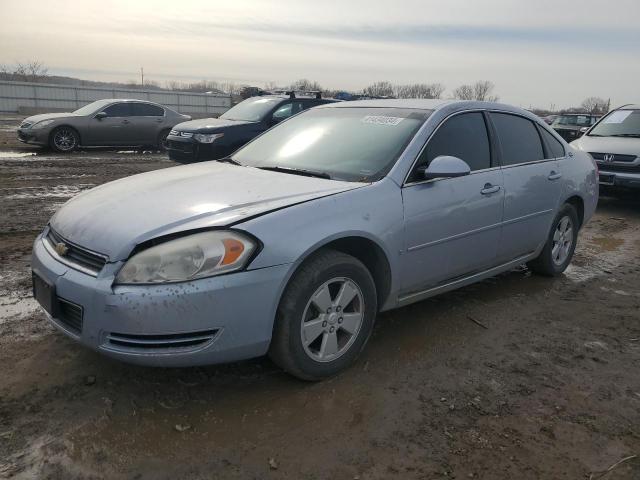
[269,249,377,381]
[157,129,171,151]
[49,126,79,153]
[527,203,579,276]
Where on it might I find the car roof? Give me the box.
[618,104,640,110]
[317,98,540,118]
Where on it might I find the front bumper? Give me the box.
[17,127,49,146]
[598,169,640,189]
[31,233,289,367]
[166,135,229,163]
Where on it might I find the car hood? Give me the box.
[23,112,78,124]
[571,135,640,156]
[173,117,255,133]
[50,162,364,260]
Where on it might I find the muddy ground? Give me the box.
[0,119,639,479]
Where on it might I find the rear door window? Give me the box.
[410,112,491,181]
[132,103,164,116]
[103,103,132,117]
[539,127,566,159]
[272,101,304,121]
[491,113,545,166]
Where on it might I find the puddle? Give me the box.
[0,296,39,324]
[589,236,625,252]
[0,151,37,158]
[16,174,95,181]
[3,184,95,199]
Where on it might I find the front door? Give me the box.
[87,102,137,146]
[400,111,505,295]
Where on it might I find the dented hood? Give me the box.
[51,162,363,260]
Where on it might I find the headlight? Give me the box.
[194,133,224,143]
[31,119,55,129]
[115,230,257,284]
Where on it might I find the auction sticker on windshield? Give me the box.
[362,115,404,126]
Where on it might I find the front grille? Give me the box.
[46,228,108,274]
[106,329,219,352]
[597,163,640,173]
[167,140,194,153]
[56,298,83,334]
[590,152,638,163]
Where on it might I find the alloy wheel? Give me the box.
[551,215,574,266]
[53,128,77,151]
[300,277,364,363]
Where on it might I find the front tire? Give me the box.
[527,203,579,276]
[49,126,79,153]
[269,250,377,381]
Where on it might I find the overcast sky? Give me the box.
[1,0,639,109]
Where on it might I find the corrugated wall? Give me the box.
[0,80,231,116]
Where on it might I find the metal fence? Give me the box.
[0,80,231,116]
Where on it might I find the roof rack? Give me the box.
[278,90,322,99]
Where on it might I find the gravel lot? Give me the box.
[0,118,639,479]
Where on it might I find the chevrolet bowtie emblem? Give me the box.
[54,242,69,256]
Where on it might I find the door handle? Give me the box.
[548,171,562,180]
[122,119,130,124]
[481,184,501,195]
[155,119,163,123]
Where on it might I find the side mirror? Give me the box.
[579,127,589,134]
[418,155,471,180]
[95,111,107,120]
[271,114,284,124]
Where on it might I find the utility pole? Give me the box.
[141,67,144,87]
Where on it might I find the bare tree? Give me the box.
[581,97,608,114]
[363,81,394,97]
[473,80,498,102]
[263,81,278,91]
[453,84,474,100]
[453,81,498,101]
[290,78,323,92]
[394,83,445,99]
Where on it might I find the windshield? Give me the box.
[73,100,112,116]
[552,115,594,127]
[220,97,282,122]
[589,109,640,137]
[232,107,431,182]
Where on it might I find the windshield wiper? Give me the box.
[216,157,242,166]
[609,134,640,138]
[257,165,332,179]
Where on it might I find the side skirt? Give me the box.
[397,252,537,308]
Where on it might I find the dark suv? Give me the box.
[166,92,337,162]
[551,114,599,142]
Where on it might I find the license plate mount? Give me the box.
[32,271,56,316]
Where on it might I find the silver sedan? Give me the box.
[17,99,190,152]
[31,99,598,380]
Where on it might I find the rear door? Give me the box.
[130,103,166,144]
[87,102,137,146]
[489,112,563,263]
[401,111,504,294]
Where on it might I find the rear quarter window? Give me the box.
[539,127,565,159]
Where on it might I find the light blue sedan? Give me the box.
[31,99,598,380]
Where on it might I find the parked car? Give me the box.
[32,99,597,380]
[166,92,337,162]
[551,113,599,142]
[571,105,640,190]
[17,99,190,152]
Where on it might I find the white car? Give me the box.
[572,105,640,190]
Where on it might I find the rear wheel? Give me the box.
[527,203,579,276]
[269,250,377,381]
[157,129,171,151]
[49,127,79,153]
